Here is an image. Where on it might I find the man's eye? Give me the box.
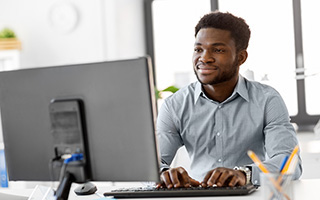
[215,49,225,53]
[194,48,202,53]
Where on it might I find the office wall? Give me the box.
[0,0,146,150]
[0,0,146,69]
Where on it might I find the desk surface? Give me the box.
[0,179,318,200]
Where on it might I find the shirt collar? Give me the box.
[235,75,250,102]
[194,75,249,105]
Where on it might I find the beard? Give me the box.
[194,57,239,85]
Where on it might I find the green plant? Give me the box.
[155,85,179,99]
[0,28,16,39]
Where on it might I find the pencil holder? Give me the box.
[260,173,294,200]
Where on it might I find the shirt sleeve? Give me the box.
[249,92,302,185]
[157,99,184,171]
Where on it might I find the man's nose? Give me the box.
[199,50,215,63]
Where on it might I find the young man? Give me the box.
[157,11,302,188]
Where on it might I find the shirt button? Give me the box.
[217,132,220,136]
[218,105,222,108]
[218,159,222,162]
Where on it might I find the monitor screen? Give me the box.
[0,57,160,185]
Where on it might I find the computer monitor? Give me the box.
[0,57,160,199]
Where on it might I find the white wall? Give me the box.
[0,0,146,68]
[104,0,146,61]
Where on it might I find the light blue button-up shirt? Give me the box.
[157,75,302,185]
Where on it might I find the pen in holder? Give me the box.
[260,172,294,200]
[247,147,299,200]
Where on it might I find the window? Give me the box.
[300,1,320,115]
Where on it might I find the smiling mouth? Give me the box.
[197,64,218,74]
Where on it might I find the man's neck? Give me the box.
[202,76,239,103]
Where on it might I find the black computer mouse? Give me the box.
[74,182,97,195]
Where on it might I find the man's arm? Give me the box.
[157,100,200,188]
[157,100,183,170]
[249,94,302,185]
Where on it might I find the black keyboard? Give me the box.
[103,184,257,198]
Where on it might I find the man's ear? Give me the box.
[238,50,248,66]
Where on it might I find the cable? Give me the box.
[57,153,84,182]
[64,153,83,164]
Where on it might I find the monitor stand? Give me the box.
[55,171,75,200]
[54,171,97,199]
[51,159,91,199]
[49,99,92,199]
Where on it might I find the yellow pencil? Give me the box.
[247,150,269,173]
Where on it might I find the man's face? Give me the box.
[192,28,240,85]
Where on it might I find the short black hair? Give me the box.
[195,11,251,52]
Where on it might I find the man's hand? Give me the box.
[157,167,200,189]
[201,167,246,187]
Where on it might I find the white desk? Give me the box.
[1,179,318,200]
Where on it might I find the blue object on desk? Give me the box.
[0,149,8,187]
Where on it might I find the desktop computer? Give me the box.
[0,57,160,199]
